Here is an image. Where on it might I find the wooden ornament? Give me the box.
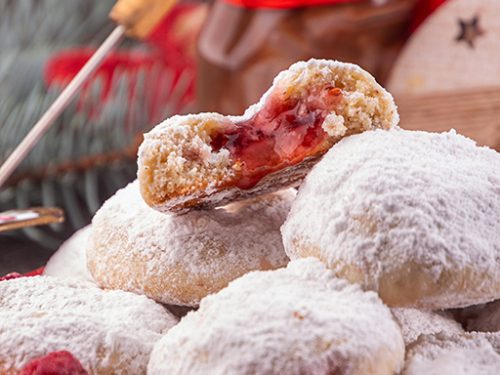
[388,0,500,149]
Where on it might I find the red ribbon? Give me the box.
[224,0,361,9]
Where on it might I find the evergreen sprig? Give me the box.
[0,0,195,248]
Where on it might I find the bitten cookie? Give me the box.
[87,181,293,306]
[282,129,500,309]
[0,276,177,375]
[138,59,398,213]
[148,258,405,375]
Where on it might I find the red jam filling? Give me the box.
[20,351,88,375]
[210,85,343,189]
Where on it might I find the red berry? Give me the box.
[20,351,88,375]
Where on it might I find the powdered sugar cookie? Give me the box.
[138,59,398,213]
[0,276,177,375]
[87,181,293,306]
[44,225,94,283]
[148,258,405,375]
[282,129,500,309]
[403,332,500,375]
[391,308,463,345]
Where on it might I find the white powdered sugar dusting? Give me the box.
[88,181,294,305]
[148,258,405,375]
[44,225,94,283]
[391,308,463,345]
[0,276,177,374]
[282,128,500,309]
[403,332,500,375]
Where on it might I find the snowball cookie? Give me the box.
[282,129,500,309]
[148,258,405,375]
[87,180,293,306]
[402,332,500,375]
[0,276,177,375]
[44,225,94,283]
[391,308,463,345]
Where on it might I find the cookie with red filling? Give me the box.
[138,59,398,213]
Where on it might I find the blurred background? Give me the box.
[0,0,498,274]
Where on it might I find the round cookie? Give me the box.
[87,181,294,306]
[148,258,405,375]
[0,276,177,374]
[282,129,500,309]
[391,308,463,345]
[403,332,500,375]
[44,225,94,283]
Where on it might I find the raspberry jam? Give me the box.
[211,85,342,188]
[20,351,88,375]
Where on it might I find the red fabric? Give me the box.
[20,351,88,375]
[411,0,448,32]
[224,0,360,8]
[0,267,43,281]
[224,0,447,32]
[24,267,45,276]
[0,272,23,281]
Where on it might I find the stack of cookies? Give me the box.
[2,59,499,375]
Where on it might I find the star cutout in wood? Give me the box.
[455,15,485,49]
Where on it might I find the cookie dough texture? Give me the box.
[148,258,405,375]
[282,129,500,309]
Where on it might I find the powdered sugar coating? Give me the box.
[391,308,463,345]
[0,276,177,374]
[88,181,293,306]
[44,226,94,283]
[282,129,500,309]
[148,258,405,375]
[403,332,500,375]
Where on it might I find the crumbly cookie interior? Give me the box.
[139,61,397,209]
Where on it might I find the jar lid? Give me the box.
[223,0,361,9]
